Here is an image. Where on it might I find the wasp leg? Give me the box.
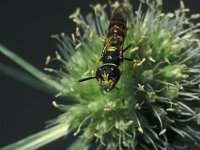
[123,43,132,52]
[123,40,137,53]
[124,58,133,61]
[96,59,100,68]
[100,39,105,45]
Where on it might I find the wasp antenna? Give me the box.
[78,77,97,82]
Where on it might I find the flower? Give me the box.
[0,0,200,149]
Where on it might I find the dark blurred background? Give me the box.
[0,0,199,149]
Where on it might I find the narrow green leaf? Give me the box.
[0,63,54,94]
[0,124,69,150]
[0,44,64,92]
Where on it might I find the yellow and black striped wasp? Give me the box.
[79,4,133,91]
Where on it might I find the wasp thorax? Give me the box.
[96,65,121,91]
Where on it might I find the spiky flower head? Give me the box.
[0,0,200,150]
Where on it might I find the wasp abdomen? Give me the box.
[107,6,128,42]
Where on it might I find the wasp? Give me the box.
[79,5,133,91]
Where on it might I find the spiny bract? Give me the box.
[1,0,200,150]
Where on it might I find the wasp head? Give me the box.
[96,65,121,91]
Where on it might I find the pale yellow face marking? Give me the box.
[101,73,114,90]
